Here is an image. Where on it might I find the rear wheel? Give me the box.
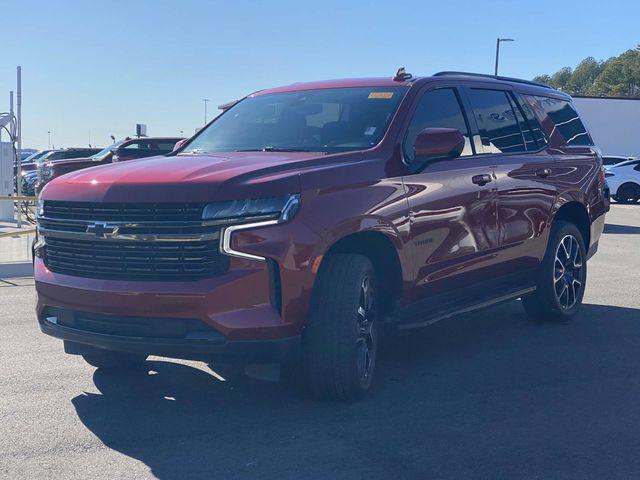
[615,183,640,204]
[522,221,587,322]
[301,254,379,401]
[82,350,148,370]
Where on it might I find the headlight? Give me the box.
[203,194,300,223]
[208,194,300,261]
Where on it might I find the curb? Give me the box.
[0,261,33,278]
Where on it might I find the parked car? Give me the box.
[20,170,39,196]
[15,150,52,176]
[605,158,640,203]
[602,155,632,167]
[36,137,184,193]
[14,150,49,194]
[39,148,103,164]
[35,70,607,400]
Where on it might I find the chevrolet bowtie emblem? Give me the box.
[86,221,118,238]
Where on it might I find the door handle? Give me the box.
[472,174,493,186]
[536,168,552,178]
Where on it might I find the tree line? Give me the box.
[532,45,640,97]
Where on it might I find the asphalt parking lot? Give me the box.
[1,204,639,480]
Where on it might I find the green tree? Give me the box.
[550,67,573,91]
[567,57,604,95]
[590,47,640,97]
[533,45,640,97]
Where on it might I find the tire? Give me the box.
[82,350,148,370]
[615,183,640,204]
[301,254,379,401]
[522,221,587,322]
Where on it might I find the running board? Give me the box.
[397,286,536,330]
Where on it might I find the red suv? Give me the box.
[35,71,607,400]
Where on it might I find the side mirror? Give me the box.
[413,128,465,162]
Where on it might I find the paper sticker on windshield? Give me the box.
[364,126,377,136]
[368,92,394,99]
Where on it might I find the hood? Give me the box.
[41,151,351,203]
[47,156,94,165]
[47,156,105,178]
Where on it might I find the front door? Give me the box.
[402,87,500,304]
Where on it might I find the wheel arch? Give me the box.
[615,181,640,198]
[552,200,591,250]
[320,230,404,318]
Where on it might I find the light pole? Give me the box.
[494,38,514,76]
[202,98,210,125]
[47,131,51,149]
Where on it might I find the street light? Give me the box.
[494,38,514,76]
[202,98,210,125]
[47,130,51,149]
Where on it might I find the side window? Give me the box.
[531,96,592,146]
[634,163,640,172]
[467,89,526,154]
[509,96,537,151]
[403,88,473,162]
[155,141,180,150]
[121,142,142,150]
[512,93,548,149]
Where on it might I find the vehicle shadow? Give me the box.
[604,223,640,235]
[72,301,640,480]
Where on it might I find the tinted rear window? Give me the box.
[528,96,592,146]
[467,89,526,154]
[513,94,548,150]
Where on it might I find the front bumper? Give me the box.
[35,252,302,342]
[39,306,299,361]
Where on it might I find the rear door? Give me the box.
[462,86,557,275]
[402,86,500,304]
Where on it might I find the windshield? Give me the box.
[91,141,125,160]
[613,158,639,168]
[22,151,48,163]
[181,87,408,155]
[39,150,62,162]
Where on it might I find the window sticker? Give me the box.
[368,92,394,99]
[364,126,377,136]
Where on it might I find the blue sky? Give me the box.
[1,0,638,150]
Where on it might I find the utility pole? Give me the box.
[16,66,22,227]
[48,131,52,149]
[494,38,514,76]
[202,98,210,125]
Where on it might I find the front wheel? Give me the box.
[301,254,379,401]
[522,221,587,322]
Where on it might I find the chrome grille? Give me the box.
[39,201,230,281]
[42,201,204,222]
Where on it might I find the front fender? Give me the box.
[230,179,410,329]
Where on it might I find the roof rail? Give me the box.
[432,71,552,89]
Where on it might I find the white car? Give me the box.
[605,158,640,203]
[602,155,633,167]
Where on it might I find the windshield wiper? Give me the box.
[179,149,213,155]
